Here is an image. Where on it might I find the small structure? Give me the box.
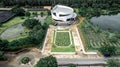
[51,5,77,25]
[43,6,51,10]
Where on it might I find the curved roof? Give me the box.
[52,5,73,14]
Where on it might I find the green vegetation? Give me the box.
[0,16,48,51]
[69,64,76,67]
[52,45,75,52]
[44,16,54,25]
[55,32,70,46]
[52,30,75,52]
[11,6,25,16]
[5,37,39,51]
[0,39,9,50]
[1,0,120,10]
[78,18,120,55]
[0,51,4,59]
[107,59,120,67]
[21,57,30,64]
[99,45,116,57]
[22,19,40,28]
[29,11,48,17]
[0,16,27,34]
[35,55,57,67]
[25,11,31,17]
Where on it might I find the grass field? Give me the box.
[52,30,75,52]
[55,32,71,46]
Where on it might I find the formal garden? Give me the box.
[51,30,75,52]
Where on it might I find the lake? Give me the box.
[90,13,120,33]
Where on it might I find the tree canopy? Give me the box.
[11,6,25,16]
[35,55,58,67]
[22,19,40,29]
[99,45,116,57]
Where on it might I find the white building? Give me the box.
[51,5,77,24]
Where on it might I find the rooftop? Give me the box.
[52,5,73,14]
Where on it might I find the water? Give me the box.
[0,24,24,40]
[90,13,120,33]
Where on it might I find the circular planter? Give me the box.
[21,57,30,64]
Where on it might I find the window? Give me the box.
[59,14,70,17]
[67,18,71,21]
[53,13,56,16]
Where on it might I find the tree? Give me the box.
[0,39,9,50]
[35,55,57,67]
[0,51,4,59]
[22,19,40,28]
[29,28,45,44]
[32,12,38,16]
[99,45,116,57]
[40,12,44,17]
[42,22,49,30]
[47,10,51,16]
[25,11,31,17]
[11,6,25,16]
[107,59,120,67]
[33,25,42,31]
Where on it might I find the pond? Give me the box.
[90,13,120,33]
[0,24,25,40]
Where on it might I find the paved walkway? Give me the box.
[41,24,102,58]
[57,58,107,65]
[8,48,43,67]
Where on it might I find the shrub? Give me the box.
[69,64,76,67]
[107,59,120,67]
[21,57,30,64]
[99,45,116,57]
[108,37,118,43]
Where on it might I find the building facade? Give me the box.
[51,5,77,25]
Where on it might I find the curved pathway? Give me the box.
[8,48,43,67]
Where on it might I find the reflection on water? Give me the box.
[90,13,120,33]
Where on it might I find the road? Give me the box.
[57,56,120,65]
[57,58,107,65]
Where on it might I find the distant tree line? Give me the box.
[0,0,120,9]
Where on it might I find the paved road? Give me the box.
[0,61,10,67]
[57,57,120,65]
[57,58,107,65]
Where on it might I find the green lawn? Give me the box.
[52,45,75,52]
[0,16,27,34]
[51,30,75,52]
[55,32,70,46]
